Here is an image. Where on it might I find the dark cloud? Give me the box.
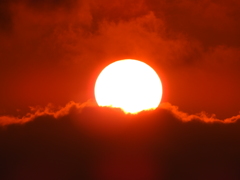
[0,0,13,32]
[0,102,240,179]
[25,0,79,10]
[0,0,79,33]
[90,0,149,31]
[146,0,240,47]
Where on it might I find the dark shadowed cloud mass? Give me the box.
[1,102,240,180]
[0,102,240,180]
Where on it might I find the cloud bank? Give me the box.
[1,101,239,126]
[1,102,240,180]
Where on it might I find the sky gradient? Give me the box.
[1,0,240,118]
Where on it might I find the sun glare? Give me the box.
[94,59,163,114]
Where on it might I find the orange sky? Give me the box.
[1,0,240,118]
[1,1,240,179]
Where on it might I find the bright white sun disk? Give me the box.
[94,59,163,114]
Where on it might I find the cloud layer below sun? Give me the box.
[1,101,240,180]
[1,101,240,127]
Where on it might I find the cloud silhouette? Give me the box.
[1,101,240,180]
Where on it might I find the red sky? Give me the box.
[1,0,240,179]
[1,0,240,118]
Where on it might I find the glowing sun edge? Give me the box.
[94,59,163,114]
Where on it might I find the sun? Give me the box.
[94,59,163,114]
